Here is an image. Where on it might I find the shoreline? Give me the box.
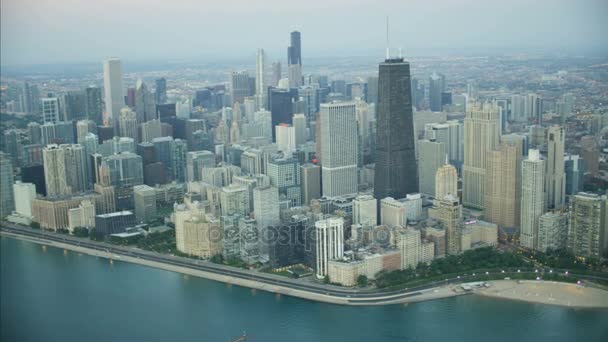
[2,231,607,309]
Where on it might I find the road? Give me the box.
[2,223,606,305]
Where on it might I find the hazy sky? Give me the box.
[1,0,607,65]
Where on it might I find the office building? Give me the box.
[352,194,377,227]
[276,124,296,156]
[320,102,358,197]
[13,181,36,218]
[267,157,301,207]
[103,58,124,128]
[287,31,302,87]
[253,186,280,253]
[418,139,446,196]
[95,211,135,236]
[435,163,458,200]
[462,102,500,209]
[118,108,138,139]
[374,57,418,201]
[41,97,60,123]
[564,155,584,196]
[43,144,87,198]
[520,150,545,250]
[429,195,462,255]
[300,163,321,205]
[429,72,446,112]
[67,200,96,232]
[135,79,157,123]
[155,78,167,105]
[134,184,157,222]
[255,49,267,109]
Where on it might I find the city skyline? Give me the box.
[2,0,608,65]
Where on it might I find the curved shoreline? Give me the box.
[2,230,607,309]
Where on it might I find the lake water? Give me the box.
[1,236,607,342]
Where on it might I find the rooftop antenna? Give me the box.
[398,47,403,59]
[385,16,390,60]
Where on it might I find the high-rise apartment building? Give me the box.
[545,125,566,209]
[255,49,267,109]
[0,153,15,218]
[43,144,87,198]
[484,142,521,229]
[520,150,546,250]
[538,212,568,252]
[462,102,500,209]
[315,217,344,278]
[41,97,60,123]
[568,193,607,259]
[374,58,418,202]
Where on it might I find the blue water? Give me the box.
[2,236,607,342]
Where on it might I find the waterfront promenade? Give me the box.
[2,223,607,308]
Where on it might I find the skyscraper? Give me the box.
[462,102,500,209]
[43,144,87,198]
[568,192,607,259]
[300,163,321,205]
[428,72,446,112]
[545,125,566,210]
[320,102,358,197]
[520,149,545,250]
[271,61,281,87]
[484,142,521,229]
[435,162,458,201]
[0,153,15,218]
[255,49,267,109]
[418,139,446,196]
[287,31,302,88]
[374,58,418,203]
[118,108,138,139]
[135,79,157,123]
[315,217,344,278]
[41,97,60,123]
[103,58,124,129]
[155,78,167,105]
[230,71,251,105]
[253,185,280,254]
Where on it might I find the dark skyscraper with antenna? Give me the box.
[373,57,418,202]
[288,31,301,66]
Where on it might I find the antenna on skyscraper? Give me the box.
[398,48,403,58]
[386,16,390,59]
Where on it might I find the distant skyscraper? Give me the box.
[564,154,584,196]
[292,113,307,146]
[103,58,124,129]
[118,108,138,139]
[320,102,358,197]
[374,57,418,203]
[230,71,251,105]
[462,102,500,209]
[155,78,167,105]
[41,97,60,123]
[271,61,281,87]
[520,149,545,250]
[315,217,344,278]
[255,49,267,109]
[287,31,302,87]
[275,124,296,157]
[135,79,157,123]
[418,139,446,196]
[435,162,458,201]
[429,72,446,112]
[268,88,297,140]
[545,125,566,210]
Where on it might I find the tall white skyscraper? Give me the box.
[545,125,566,210]
[520,149,545,250]
[255,48,266,110]
[320,102,358,197]
[315,217,344,278]
[103,58,124,128]
[463,101,500,209]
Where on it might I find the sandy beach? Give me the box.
[476,280,608,309]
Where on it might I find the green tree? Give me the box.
[29,222,40,229]
[323,275,330,284]
[72,227,89,238]
[357,275,368,287]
